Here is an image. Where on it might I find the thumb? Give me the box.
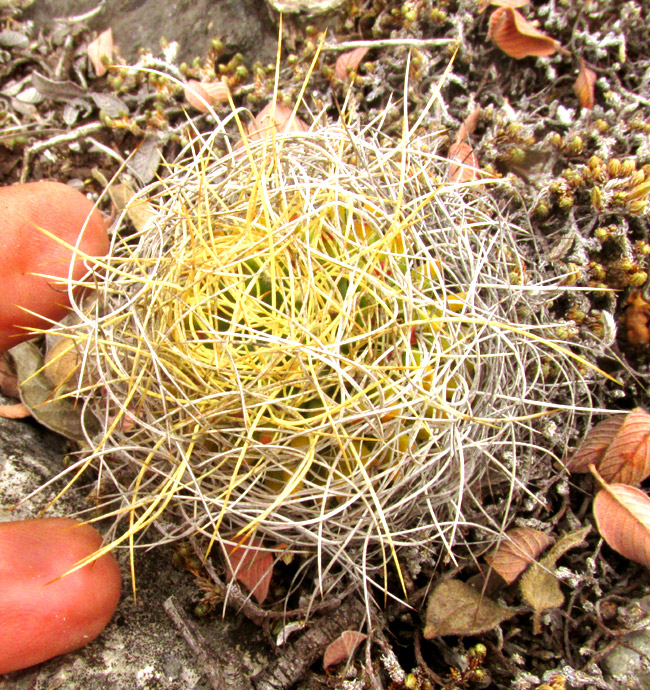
[0,517,121,674]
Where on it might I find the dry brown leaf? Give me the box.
[519,526,590,634]
[478,0,530,13]
[247,102,309,142]
[323,631,367,669]
[597,408,650,485]
[423,579,513,639]
[44,339,80,390]
[10,341,98,441]
[485,527,554,584]
[455,106,482,146]
[545,524,591,562]
[0,402,31,419]
[335,46,370,81]
[594,483,650,569]
[184,79,230,112]
[488,7,560,59]
[87,28,113,77]
[566,414,627,474]
[519,561,564,635]
[225,538,274,604]
[0,351,19,398]
[112,184,155,232]
[448,141,480,182]
[574,57,597,109]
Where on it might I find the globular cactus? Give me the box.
[56,102,595,604]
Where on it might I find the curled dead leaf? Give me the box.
[423,579,513,638]
[568,409,650,485]
[247,102,309,142]
[594,483,650,569]
[597,408,650,485]
[566,414,627,474]
[455,106,482,146]
[488,7,559,59]
[544,525,591,563]
[10,340,99,441]
[574,57,597,109]
[486,527,554,585]
[335,46,369,81]
[184,79,230,112]
[110,183,155,232]
[225,537,274,604]
[448,141,480,182]
[87,28,113,77]
[0,402,31,419]
[44,338,80,390]
[323,630,367,670]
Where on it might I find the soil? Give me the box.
[1,1,650,689]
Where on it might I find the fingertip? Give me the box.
[0,517,121,674]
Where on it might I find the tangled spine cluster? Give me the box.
[55,97,595,605]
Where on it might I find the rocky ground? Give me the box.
[1,0,650,688]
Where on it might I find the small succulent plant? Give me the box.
[50,89,599,607]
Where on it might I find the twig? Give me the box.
[252,595,366,690]
[20,122,104,182]
[322,38,457,52]
[55,0,106,24]
[414,629,445,686]
[163,594,245,690]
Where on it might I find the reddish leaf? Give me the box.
[448,141,480,182]
[566,415,626,473]
[247,103,309,142]
[488,7,559,59]
[485,527,554,584]
[184,79,230,112]
[87,28,113,77]
[0,402,31,419]
[335,46,369,81]
[224,538,274,604]
[574,57,596,109]
[594,484,650,569]
[323,630,367,670]
[454,106,482,146]
[598,408,650,485]
[478,0,530,12]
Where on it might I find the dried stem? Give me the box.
[251,595,366,690]
[164,594,244,690]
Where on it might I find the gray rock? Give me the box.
[602,597,650,690]
[20,0,278,65]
